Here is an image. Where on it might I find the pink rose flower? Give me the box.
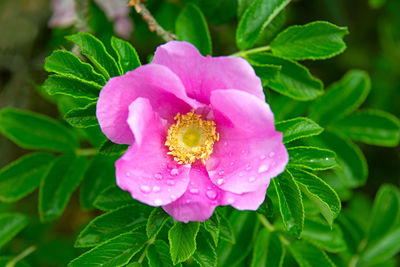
[96,41,288,222]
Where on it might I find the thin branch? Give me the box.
[129,1,176,42]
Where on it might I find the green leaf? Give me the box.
[44,50,106,85]
[236,0,291,50]
[273,171,304,237]
[94,186,137,211]
[66,33,121,80]
[333,109,400,147]
[249,63,281,86]
[251,228,284,267]
[193,231,217,267]
[146,208,170,239]
[111,37,141,74]
[69,232,147,267]
[0,213,29,249]
[309,70,371,126]
[0,257,30,267]
[360,226,400,265]
[270,21,348,60]
[75,204,151,248]
[311,131,368,187]
[176,3,212,56]
[168,222,200,265]
[216,211,235,244]
[203,214,220,247]
[80,155,116,209]
[39,154,87,222]
[288,240,335,267]
[43,75,100,100]
[64,102,98,128]
[0,107,79,152]
[367,184,400,244]
[276,117,323,144]
[287,146,337,170]
[256,195,274,219]
[289,168,341,226]
[246,53,323,101]
[0,153,55,202]
[301,219,346,253]
[146,240,174,267]
[194,0,237,25]
[99,140,128,156]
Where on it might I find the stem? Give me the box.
[257,214,290,246]
[6,245,37,267]
[138,237,156,264]
[348,255,359,267]
[231,46,271,57]
[75,148,98,156]
[130,1,176,42]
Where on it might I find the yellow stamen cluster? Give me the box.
[165,110,219,164]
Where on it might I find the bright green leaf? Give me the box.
[146,240,174,267]
[94,186,137,211]
[251,228,284,267]
[270,21,348,60]
[39,154,87,222]
[0,107,79,152]
[0,153,55,202]
[43,75,100,100]
[236,0,291,50]
[0,213,29,249]
[287,146,337,170]
[333,109,400,147]
[99,140,128,157]
[64,102,98,128]
[176,3,212,56]
[68,232,147,267]
[111,37,141,74]
[288,240,335,267]
[203,213,220,247]
[44,50,106,85]
[249,63,281,86]
[246,53,323,101]
[168,222,200,264]
[66,33,121,79]
[146,208,170,239]
[276,117,323,144]
[217,211,235,244]
[193,231,217,267]
[309,70,371,126]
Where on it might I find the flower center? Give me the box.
[165,110,219,164]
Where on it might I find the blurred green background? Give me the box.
[0,0,399,266]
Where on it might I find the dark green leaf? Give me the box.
[217,211,235,244]
[168,222,200,264]
[43,75,100,100]
[309,70,371,126]
[276,117,323,144]
[0,257,30,267]
[273,171,304,237]
[270,21,348,60]
[249,63,281,85]
[236,0,291,50]
[333,109,400,147]
[68,232,147,267]
[194,0,237,25]
[176,3,212,56]
[99,140,128,156]
[66,33,121,79]
[288,240,335,267]
[64,102,98,128]
[287,146,337,170]
[203,213,220,247]
[289,168,340,226]
[39,154,87,222]
[146,240,174,267]
[80,155,116,209]
[75,204,151,247]
[0,107,79,152]
[256,194,274,219]
[0,153,55,202]
[251,228,284,267]
[44,50,106,85]
[0,213,29,249]
[193,231,217,267]
[94,186,137,211]
[111,37,141,74]
[146,208,170,239]
[247,53,323,101]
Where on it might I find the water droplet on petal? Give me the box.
[171,195,177,200]
[186,199,192,203]
[154,173,163,180]
[227,198,235,204]
[249,177,255,182]
[259,155,266,160]
[166,179,175,186]
[206,190,218,200]
[154,198,163,205]
[153,186,161,192]
[246,165,252,171]
[217,179,224,185]
[258,165,269,173]
[230,162,234,166]
[140,185,151,193]
[223,141,228,146]
[239,173,244,177]
[218,171,225,176]
[126,172,131,177]
[170,168,180,176]
[269,152,275,158]
[189,188,199,194]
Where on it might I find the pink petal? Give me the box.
[152,41,264,104]
[116,98,190,207]
[207,90,288,194]
[96,64,200,144]
[222,184,268,210]
[162,164,221,222]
